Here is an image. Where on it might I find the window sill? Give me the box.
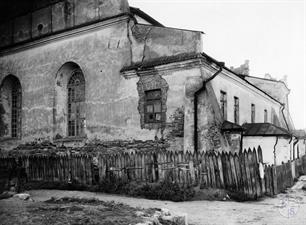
[53,136,87,143]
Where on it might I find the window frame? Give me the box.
[251,103,255,123]
[144,89,163,124]
[234,96,239,124]
[264,109,268,123]
[220,91,227,120]
[67,70,85,137]
[11,84,22,138]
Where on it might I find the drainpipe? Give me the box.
[240,130,244,152]
[293,137,299,158]
[289,136,293,160]
[281,104,290,131]
[273,136,279,165]
[293,138,299,158]
[194,62,224,154]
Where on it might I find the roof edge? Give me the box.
[129,6,164,27]
[244,75,290,91]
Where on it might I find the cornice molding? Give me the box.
[121,58,202,79]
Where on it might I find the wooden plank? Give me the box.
[257,146,263,163]
[233,153,241,191]
[189,152,195,185]
[213,153,220,188]
[252,148,261,197]
[264,165,270,195]
[209,153,216,188]
[217,153,224,188]
[141,153,145,182]
[229,152,238,190]
[226,153,233,189]
[239,150,247,195]
[248,149,257,197]
[221,152,228,189]
[244,150,252,197]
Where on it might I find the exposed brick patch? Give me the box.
[224,132,241,152]
[201,123,222,150]
[167,106,184,138]
[137,72,169,130]
[131,25,152,42]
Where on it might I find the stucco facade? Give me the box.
[243,136,291,165]
[0,0,297,160]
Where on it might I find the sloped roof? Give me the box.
[130,7,164,27]
[221,120,244,132]
[242,123,291,137]
[292,129,306,138]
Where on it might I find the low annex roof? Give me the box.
[221,120,244,132]
[292,130,306,139]
[242,123,291,137]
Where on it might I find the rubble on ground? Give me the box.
[0,139,170,157]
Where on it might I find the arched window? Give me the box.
[67,70,85,137]
[0,75,22,138]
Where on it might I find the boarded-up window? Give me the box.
[251,104,255,123]
[67,70,85,137]
[144,89,162,123]
[220,91,227,120]
[234,96,239,124]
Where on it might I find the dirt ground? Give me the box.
[1,176,306,225]
[0,196,156,225]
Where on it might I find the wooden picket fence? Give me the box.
[1,147,306,198]
[0,154,93,185]
[97,147,269,198]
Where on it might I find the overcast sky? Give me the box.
[129,0,306,129]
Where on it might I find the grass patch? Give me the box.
[96,174,195,202]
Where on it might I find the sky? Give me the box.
[129,0,306,129]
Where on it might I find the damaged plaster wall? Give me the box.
[0,0,129,48]
[0,2,205,151]
[0,19,132,144]
[129,22,202,64]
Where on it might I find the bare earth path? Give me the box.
[2,176,306,225]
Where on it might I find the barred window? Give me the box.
[234,96,239,124]
[144,89,162,123]
[11,85,21,138]
[220,91,227,120]
[67,70,85,137]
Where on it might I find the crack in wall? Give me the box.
[139,27,152,67]
[126,19,133,65]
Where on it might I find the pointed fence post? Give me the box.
[272,165,278,195]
